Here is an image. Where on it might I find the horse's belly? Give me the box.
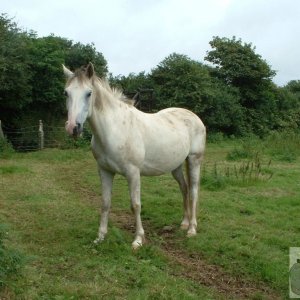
[141,146,189,176]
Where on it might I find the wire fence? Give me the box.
[0,120,89,152]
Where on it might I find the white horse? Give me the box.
[63,63,206,249]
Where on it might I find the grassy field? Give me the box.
[0,135,299,299]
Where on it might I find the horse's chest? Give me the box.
[91,138,139,174]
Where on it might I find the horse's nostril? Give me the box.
[76,123,81,129]
[73,126,78,136]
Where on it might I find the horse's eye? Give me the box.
[87,91,92,98]
[64,90,68,97]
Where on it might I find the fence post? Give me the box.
[38,120,44,150]
[0,120,4,139]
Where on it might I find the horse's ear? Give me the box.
[63,65,73,78]
[86,62,95,79]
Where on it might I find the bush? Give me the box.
[60,126,92,149]
[207,132,225,143]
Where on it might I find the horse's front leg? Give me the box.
[126,167,145,249]
[94,168,115,244]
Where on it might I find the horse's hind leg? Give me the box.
[172,165,190,230]
[186,153,202,237]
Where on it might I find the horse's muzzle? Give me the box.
[72,123,82,138]
[65,121,82,138]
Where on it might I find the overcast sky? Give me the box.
[2,0,300,86]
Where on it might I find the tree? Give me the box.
[65,42,108,76]
[29,36,69,112]
[205,36,278,135]
[150,53,244,135]
[0,14,32,114]
[151,53,211,112]
[285,80,300,100]
[274,82,300,129]
[110,72,152,93]
[205,36,276,89]
[0,14,109,128]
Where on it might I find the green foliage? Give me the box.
[0,14,32,111]
[205,36,280,136]
[65,42,108,76]
[206,132,225,143]
[150,53,244,135]
[205,36,276,87]
[28,36,68,110]
[0,14,108,129]
[0,224,24,288]
[1,12,299,139]
[285,80,300,99]
[275,82,300,130]
[151,53,210,111]
[110,71,153,93]
[60,127,92,150]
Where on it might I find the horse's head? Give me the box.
[63,63,95,138]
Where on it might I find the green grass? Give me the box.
[0,149,217,299]
[1,135,299,299]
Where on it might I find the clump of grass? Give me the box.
[202,155,273,190]
[229,154,273,184]
[201,162,227,191]
[0,224,24,288]
[226,136,261,161]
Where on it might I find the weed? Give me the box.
[202,154,273,190]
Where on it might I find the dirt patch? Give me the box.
[110,210,282,300]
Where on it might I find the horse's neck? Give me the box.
[88,91,128,140]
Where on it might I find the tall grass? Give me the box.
[264,130,300,162]
[202,153,273,191]
[225,130,300,162]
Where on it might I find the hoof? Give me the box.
[187,228,197,237]
[93,236,104,244]
[180,223,189,230]
[132,236,144,250]
[132,241,142,250]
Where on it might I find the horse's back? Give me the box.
[157,107,206,155]
[137,107,206,175]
